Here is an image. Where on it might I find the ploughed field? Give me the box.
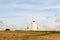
[0,30,60,40]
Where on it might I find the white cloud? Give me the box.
[0,0,60,30]
[13,4,32,9]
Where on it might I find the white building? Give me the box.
[32,20,38,30]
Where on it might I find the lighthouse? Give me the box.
[32,20,38,30]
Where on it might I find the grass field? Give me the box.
[0,30,60,40]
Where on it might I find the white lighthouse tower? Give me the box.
[32,20,38,31]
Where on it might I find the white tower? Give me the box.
[32,20,38,30]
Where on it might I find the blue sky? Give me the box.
[0,0,60,30]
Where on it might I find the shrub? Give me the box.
[5,29,10,31]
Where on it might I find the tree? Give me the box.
[5,29,10,31]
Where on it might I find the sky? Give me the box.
[0,0,60,30]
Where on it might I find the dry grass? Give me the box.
[0,31,60,40]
